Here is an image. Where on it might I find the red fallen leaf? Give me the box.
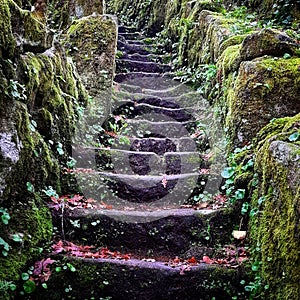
[32,258,56,283]
[194,202,209,209]
[173,256,181,264]
[100,201,113,210]
[187,257,197,264]
[213,194,227,202]
[202,152,213,161]
[238,256,248,263]
[52,240,65,254]
[199,169,210,175]
[105,131,118,138]
[202,256,214,264]
[179,265,191,275]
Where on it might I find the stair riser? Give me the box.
[95,151,202,175]
[56,208,238,257]
[116,59,171,73]
[74,172,206,203]
[35,257,245,300]
[118,40,151,55]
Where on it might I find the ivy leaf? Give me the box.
[21,273,30,281]
[221,167,235,179]
[26,182,35,193]
[23,280,36,294]
[288,131,299,142]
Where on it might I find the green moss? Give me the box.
[250,114,300,299]
[0,0,15,56]
[0,194,52,281]
[217,43,242,75]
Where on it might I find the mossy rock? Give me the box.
[250,114,300,299]
[65,15,117,92]
[0,0,15,57]
[240,28,300,61]
[9,0,53,54]
[226,56,300,149]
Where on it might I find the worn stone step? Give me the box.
[125,39,146,45]
[114,71,175,87]
[111,136,205,152]
[95,150,201,175]
[118,32,144,40]
[119,52,169,63]
[36,255,244,300]
[113,90,210,111]
[123,118,199,136]
[118,25,139,33]
[110,101,198,122]
[59,207,238,257]
[74,171,203,204]
[116,59,171,73]
[114,71,162,83]
[118,40,151,55]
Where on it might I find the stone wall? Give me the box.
[0,1,116,298]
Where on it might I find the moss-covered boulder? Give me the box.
[64,14,117,126]
[9,0,53,54]
[250,114,300,299]
[225,56,300,148]
[240,28,300,61]
[49,0,105,29]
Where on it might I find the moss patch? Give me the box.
[250,114,300,299]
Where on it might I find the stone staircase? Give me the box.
[38,25,247,300]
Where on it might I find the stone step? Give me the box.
[74,171,203,204]
[36,255,244,300]
[120,52,169,63]
[118,25,139,33]
[113,90,210,111]
[95,150,201,175]
[114,71,174,86]
[110,136,207,153]
[122,118,199,136]
[116,59,171,73]
[118,32,144,40]
[114,71,162,83]
[58,207,238,257]
[110,101,197,122]
[117,40,151,55]
[125,39,146,45]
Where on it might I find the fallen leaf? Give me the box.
[202,256,214,264]
[187,257,197,264]
[232,230,247,240]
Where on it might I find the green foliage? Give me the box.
[4,80,27,102]
[0,207,10,225]
[23,279,36,294]
[0,237,10,256]
[0,280,16,292]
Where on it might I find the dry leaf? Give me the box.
[232,230,247,240]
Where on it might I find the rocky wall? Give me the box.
[0,0,115,298]
[250,114,300,299]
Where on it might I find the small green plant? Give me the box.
[5,80,27,102]
[0,237,10,256]
[0,207,10,225]
[116,50,124,58]
[288,131,300,142]
[0,280,16,292]
[56,142,64,155]
[26,182,35,193]
[43,186,59,199]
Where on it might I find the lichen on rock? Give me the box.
[250,113,300,299]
